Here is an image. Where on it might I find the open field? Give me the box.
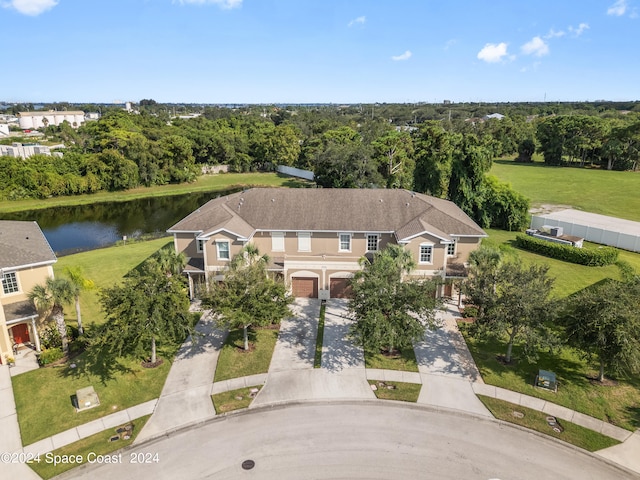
[0,172,310,214]
[53,237,173,328]
[490,159,640,222]
[485,229,640,297]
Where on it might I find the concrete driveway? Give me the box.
[268,298,320,372]
[413,301,490,416]
[321,298,365,372]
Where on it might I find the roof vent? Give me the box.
[271,198,275,202]
[379,199,383,203]
[406,202,410,206]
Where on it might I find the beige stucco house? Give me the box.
[0,221,57,364]
[168,188,487,299]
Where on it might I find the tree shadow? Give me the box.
[272,299,321,367]
[321,299,365,372]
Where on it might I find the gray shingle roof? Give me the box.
[0,221,57,270]
[168,188,486,240]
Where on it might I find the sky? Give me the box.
[1,0,639,104]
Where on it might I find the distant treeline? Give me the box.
[1,102,638,231]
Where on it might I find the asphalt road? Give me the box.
[62,402,635,480]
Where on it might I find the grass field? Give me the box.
[53,237,173,328]
[490,159,640,222]
[28,416,150,479]
[0,172,310,214]
[462,325,640,432]
[213,328,279,382]
[477,396,619,452]
[485,229,640,298]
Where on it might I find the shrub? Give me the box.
[38,347,64,365]
[462,306,479,318]
[515,235,619,266]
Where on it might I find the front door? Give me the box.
[12,323,30,344]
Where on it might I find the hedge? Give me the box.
[514,234,619,266]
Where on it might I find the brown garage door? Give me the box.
[292,277,318,298]
[330,278,353,299]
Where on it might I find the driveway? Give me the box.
[268,298,320,372]
[413,301,490,416]
[321,298,365,372]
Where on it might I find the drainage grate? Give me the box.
[241,460,255,470]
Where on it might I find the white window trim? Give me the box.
[338,233,352,252]
[419,243,434,264]
[271,232,285,252]
[297,232,312,252]
[446,240,457,257]
[2,271,20,295]
[366,233,380,252]
[216,240,231,261]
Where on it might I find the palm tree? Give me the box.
[152,248,187,277]
[230,243,270,269]
[64,266,95,335]
[29,277,75,356]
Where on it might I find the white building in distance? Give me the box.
[0,143,52,159]
[18,111,85,130]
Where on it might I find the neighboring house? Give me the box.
[168,188,487,299]
[0,221,57,364]
[18,111,85,130]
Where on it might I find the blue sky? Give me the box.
[1,0,639,104]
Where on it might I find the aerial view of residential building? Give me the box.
[0,221,57,364]
[168,188,487,299]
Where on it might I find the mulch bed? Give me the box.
[141,358,164,368]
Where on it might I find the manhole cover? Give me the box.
[242,460,255,470]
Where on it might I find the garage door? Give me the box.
[330,278,353,299]
[292,277,318,298]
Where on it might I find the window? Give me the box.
[271,232,285,252]
[2,272,19,294]
[447,240,456,257]
[216,241,230,260]
[419,244,433,264]
[339,233,351,252]
[196,239,206,253]
[367,234,379,252]
[298,232,311,252]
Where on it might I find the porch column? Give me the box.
[188,273,195,300]
[31,318,41,352]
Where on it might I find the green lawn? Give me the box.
[461,325,640,432]
[485,229,640,298]
[478,396,619,452]
[0,172,310,214]
[28,416,150,479]
[14,238,184,445]
[368,380,421,402]
[212,386,262,414]
[214,327,279,382]
[53,237,174,328]
[490,159,640,222]
[364,347,419,372]
[314,303,326,368]
[13,347,175,445]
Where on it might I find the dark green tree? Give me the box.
[29,277,76,356]
[349,245,442,354]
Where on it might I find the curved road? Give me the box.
[61,402,633,480]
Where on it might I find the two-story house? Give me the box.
[168,188,487,299]
[0,221,57,364]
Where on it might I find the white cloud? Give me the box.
[607,0,627,15]
[569,23,590,36]
[174,0,242,9]
[391,50,412,61]
[477,42,509,63]
[544,28,565,39]
[521,36,549,57]
[348,16,366,27]
[3,0,58,16]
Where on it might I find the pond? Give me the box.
[0,189,240,255]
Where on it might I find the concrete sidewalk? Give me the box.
[135,310,226,444]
